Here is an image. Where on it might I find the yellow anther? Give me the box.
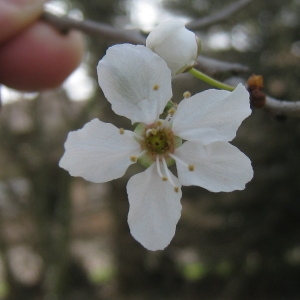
[183,91,191,98]
[130,156,137,162]
[174,187,180,193]
[156,120,163,126]
[119,128,125,134]
[151,128,157,135]
[188,165,195,171]
[153,84,160,90]
[162,176,168,181]
[168,108,176,115]
[145,129,152,137]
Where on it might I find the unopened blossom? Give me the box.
[146,19,200,75]
[59,44,253,251]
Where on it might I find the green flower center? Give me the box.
[146,130,170,154]
[134,121,182,168]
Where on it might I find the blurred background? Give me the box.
[1,0,300,299]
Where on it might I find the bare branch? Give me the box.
[197,57,249,77]
[223,77,300,118]
[41,11,249,76]
[41,11,146,45]
[265,96,300,118]
[186,0,254,31]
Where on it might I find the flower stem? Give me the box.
[189,68,235,91]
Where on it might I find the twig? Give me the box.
[42,11,249,76]
[220,77,300,118]
[41,11,249,76]
[41,11,146,45]
[265,96,300,118]
[186,0,254,30]
[197,56,249,76]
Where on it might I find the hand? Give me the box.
[0,0,85,91]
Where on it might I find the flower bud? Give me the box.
[146,19,201,76]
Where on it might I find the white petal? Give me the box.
[97,44,172,124]
[127,163,182,251]
[146,19,199,75]
[59,119,141,183]
[175,141,253,192]
[172,84,251,144]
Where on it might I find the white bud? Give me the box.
[146,19,201,76]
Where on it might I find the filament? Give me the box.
[169,153,195,171]
[156,156,167,180]
[162,157,177,188]
[168,153,188,167]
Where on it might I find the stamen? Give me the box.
[130,150,147,163]
[155,157,180,192]
[153,84,159,90]
[162,157,178,189]
[168,107,176,115]
[168,153,188,167]
[156,157,168,181]
[188,165,195,171]
[156,156,164,179]
[119,128,125,134]
[183,91,191,98]
[146,128,158,137]
[130,156,137,162]
[145,129,152,137]
[151,128,157,135]
[169,153,195,171]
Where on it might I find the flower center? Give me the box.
[134,120,182,168]
[132,118,194,193]
[146,129,171,154]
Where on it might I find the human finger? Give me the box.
[0,0,45,44]
[0,21,85,90]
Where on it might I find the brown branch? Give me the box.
[186,0,254,31]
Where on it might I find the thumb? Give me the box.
[0,0,45,44]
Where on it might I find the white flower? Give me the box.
[59,44,253,251]
[146,19,200,75]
